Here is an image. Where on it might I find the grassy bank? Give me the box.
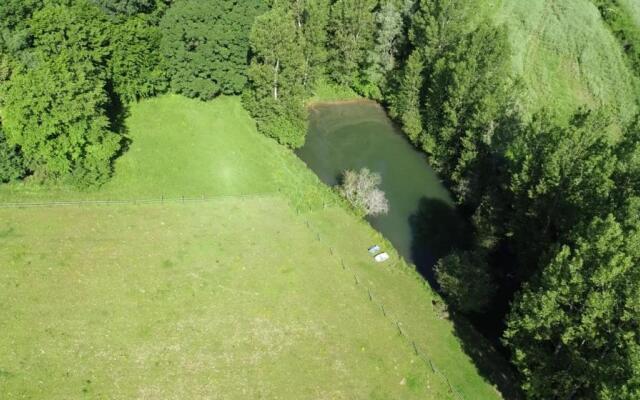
[495,0,638,126]
[0,95,513,399]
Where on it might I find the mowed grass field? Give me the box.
[494,0,639,126]
[0,96,512,399]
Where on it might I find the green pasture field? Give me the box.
[0,96,514,399]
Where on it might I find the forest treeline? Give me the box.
[1,1,640,398]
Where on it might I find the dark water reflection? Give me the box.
[297,102,471,281]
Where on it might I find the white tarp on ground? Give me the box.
[374,252,389,262]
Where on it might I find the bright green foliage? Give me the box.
[505,214,640,399]
[435,250,496,313]
[244,4,307,148]
[3,52,120,185]
[0,2,123,186]
[0,128,26,183]
[504,110,617,276]
[28,2,111,67]
[327,0,377,94]
[108,17,166,102]
[160,0,265,100]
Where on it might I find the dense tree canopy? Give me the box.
[3,51,120,185]
[0,0,164,186]
[505,214,640,399]
[91,0,156,15]
[243,2,307,148]
[160,0,265,100]
[109,17,166,102]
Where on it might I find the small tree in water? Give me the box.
[339,168,389,216]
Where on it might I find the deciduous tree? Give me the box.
[505,214,640,399]
[435,249,496,313]
[244,3,307,147]
[160,0,265,100]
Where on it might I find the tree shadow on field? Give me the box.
[449,311,524,399]
[106,82,132,159]
[408,198,523,399]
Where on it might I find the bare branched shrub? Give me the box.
[339,168,389,216]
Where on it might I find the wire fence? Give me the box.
[1,192,464,398]
[303,218,465,400]
[0,193,276,209]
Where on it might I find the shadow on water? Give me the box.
[408,197,472,284]
[409,199,523,398]
[298,101,522,398]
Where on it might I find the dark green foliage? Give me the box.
[109,17,166,102]
[392,5,515,205]
[614,118,640,202]
[503,110,617,276]
[504,214,640,399]
[244,3,308,148]
[160,0,265,100]
[0,0,44,56]
[91,0,155,15]
[0,128,26,183]
[435,250,496,313]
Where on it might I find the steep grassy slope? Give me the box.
[621,0,640,26]
[495,0,638,125]
[0,95,514,399]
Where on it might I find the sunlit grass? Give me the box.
[0,95,512,399]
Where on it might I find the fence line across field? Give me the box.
[0,193,276,209]
[304,218,465,400]
[1,192,465,399]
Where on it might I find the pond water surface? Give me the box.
[297,102,470,280]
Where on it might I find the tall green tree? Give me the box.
[160,0,265,100]
[388,50,424,142]
[421,22,513,204]
[435,249,496,313]
[108,17,166,102]
[0,2,122,186]
[244,3,307,148]
[613,119,640,203]
[504,214,640,399]
[301,0,331,89]
[366,0,404,96]
[504,110,617,278]
[327,0,377,93]
[3,51,120,185]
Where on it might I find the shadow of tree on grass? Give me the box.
[408,197,523,399]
